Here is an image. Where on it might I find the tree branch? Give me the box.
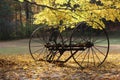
[14,0,120,12]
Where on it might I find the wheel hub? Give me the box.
[85,42,94,48]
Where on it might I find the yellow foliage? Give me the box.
[19,0,32,2]
[19,0,24,2]
[55,0,67,4]
[87,20,105,29]
[20,0,120,31]
[115,2,120,8]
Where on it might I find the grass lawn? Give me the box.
[0,37,120,54]
[109,37,120,44]
[0,39,29,54]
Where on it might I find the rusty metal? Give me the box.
[29,21,109,68]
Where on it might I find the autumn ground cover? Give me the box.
[0,39,120,80]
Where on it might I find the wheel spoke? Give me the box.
[87,48,90,67]
[29,27,51,61]
[69,21,109,68]
[92,47,101,64]
[95,45,108,48]
[91,48,96,66]
[37,47,47,60]
[93,46,106,56]
[31,45,43,47]
[94,39,106,44]
[74,51,84,59]
[32,47,44,54]
[81,49,89,65]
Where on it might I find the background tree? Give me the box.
[19,0,120,31]
[0,0,120,40]
[0,0,14,40]
[0,0,39,40]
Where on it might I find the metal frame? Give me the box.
[29,21,109,68]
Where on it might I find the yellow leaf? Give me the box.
[19,0,24,2]
[23,66,28,70]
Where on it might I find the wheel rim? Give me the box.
[29,27,52,61]
[70,21,109,68]
[29,27,65,62]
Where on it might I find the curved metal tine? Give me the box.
[43,48,49,59]
[46,51,53,62]
[65,50,78,63]
[46,52,50,60]
[50,51,58,62]
[74,50,84,59]
[56,52,64,61]
[47,50,57,61]
[53,51,60,60]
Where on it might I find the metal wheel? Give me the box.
[29,27,54,61]
[70,21,109,68]
[29,26,64,62]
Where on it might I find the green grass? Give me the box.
[0,47,28,54]
[108,31,120,44]
[109,37,120,44]
[0,37,120,54]
[0,39,29,54]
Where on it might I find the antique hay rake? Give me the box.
[29,21,109,68]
